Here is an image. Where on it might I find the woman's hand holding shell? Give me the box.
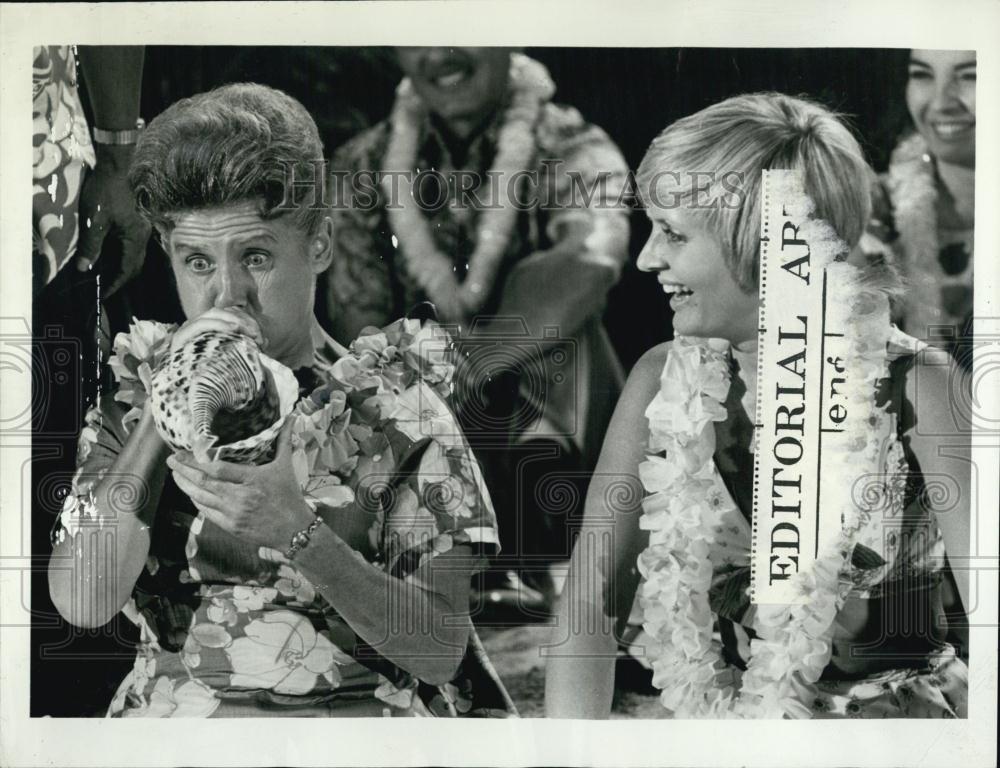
[166,418,314,551]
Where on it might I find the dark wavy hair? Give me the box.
[129,82,327,234]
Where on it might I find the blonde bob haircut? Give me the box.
[637,92,874,293]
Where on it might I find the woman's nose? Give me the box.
[636,233,665,273]
[930,76,963,113]
[212,263,254,309]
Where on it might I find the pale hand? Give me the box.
[166,418,313,552]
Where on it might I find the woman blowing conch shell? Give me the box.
[48,83,514,718]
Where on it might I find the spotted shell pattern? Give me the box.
[149,331,298,464]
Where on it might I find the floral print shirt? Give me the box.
[324,100,630,339]
[53,319,503,717]
[33,46,96,294]
[322,84,630,462]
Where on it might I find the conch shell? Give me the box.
[149,330,299,464]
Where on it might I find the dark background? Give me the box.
[32,46,913,716]
[129,46,912,366]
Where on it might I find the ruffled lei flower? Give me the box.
[107,317,458,497]
[108,318,177,431]
[636,270,893,718]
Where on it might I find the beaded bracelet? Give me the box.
[285,515,324,561]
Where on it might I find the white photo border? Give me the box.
[1,2,997,766]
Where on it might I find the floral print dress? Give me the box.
[624,327,967,719]
[706,328,967,718]
[53,319,512,717]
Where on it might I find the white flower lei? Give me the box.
[381,54,555,324]
[885,133,941,327]
[637,265,893,719]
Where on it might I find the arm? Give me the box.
[168,417,491,686]
[903,348,972,611]
[467,134,631,360]
[544,344,667,718]
[77,46,144,130]
[47,403,170,628]
[47,313,252,629]
[74,46,150,293]
[488,216,627,338]
[295,532,479,685]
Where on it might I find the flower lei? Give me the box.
[637,266,893,719]
[80,317,455,516]
[381,53,556,324]
[885,132,942,330]
[75,318,460,714]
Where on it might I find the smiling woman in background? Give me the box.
[868,50,976,367]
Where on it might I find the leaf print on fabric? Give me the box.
[182,622,233,669]
[206,597,239,627]
[230,586,278,613]
[374,675,416,709]
[389,383,464,449]
[422,475,476,519]
[417,441,478,519]
[123,676,220,718]
[385,486,441,555]
[226,611,353,694]
[417,533,455,569]
[302,475,355,509]
[191,622,233,648]
[417,438,451,482]
[274,564,317,604]
[354,446,397,499]
[32,46,97,285]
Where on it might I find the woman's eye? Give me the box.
[959,71,977,82]
[907,69,932,81]
[244,251,270,269]
[661,226,685,244]
[186,256,213,273]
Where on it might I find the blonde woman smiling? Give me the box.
[546,93,969,719]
